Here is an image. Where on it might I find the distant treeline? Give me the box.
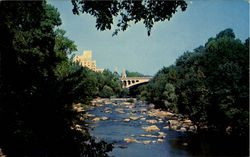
[137,29,249,136]
[126,70,149,77]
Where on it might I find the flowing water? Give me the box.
[86,98,248,157]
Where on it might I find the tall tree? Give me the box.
[0,2,112,156]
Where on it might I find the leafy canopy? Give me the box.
[71,0,187,36]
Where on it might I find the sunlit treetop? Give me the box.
[71,0,187,36]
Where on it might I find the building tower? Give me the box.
[74,50,104,73]
[122,70,127,78]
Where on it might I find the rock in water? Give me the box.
[118,145,128,149]
[124,137,139,143]
[124,118,131,122]
[100,116,108,120]
[163,126,169,129]
[158,132,166,138]
[92,117,100,122]
[142,125,160,132]
[143,140,151,145]
[130,116,140,120]
[146,119,158,124]
[157,139,164,143]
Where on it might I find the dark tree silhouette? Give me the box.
[71,0,187,36]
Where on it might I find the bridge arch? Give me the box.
[119,77,152,88]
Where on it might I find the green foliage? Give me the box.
[71,0,187,36]
[127,98,135,103]
[138,28,249,136]
[100,85,114,98]
[0,1,114,156]
[126,70,145,77]
[93,69,122,98]
[162,83,177,112]
[119,88,130,98]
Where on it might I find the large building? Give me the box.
[74,50,104,73]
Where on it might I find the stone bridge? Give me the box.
[119,70,152,88]
[119,77,152,88]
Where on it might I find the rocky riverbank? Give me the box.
[74,98,197,146]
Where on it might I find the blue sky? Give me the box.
[49,1,249,76]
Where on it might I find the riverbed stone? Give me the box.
[100,116,108,120]
[158,132,166,138]
[140,134,157,138]
[171,125,178,130]
[105,110,112,113]
[163,126,169,129]
[104,107,111,110]
[86,113,95,117]
[92,117,100,122]
[158,120,164,123]
[115,108,125,114]
[140,117,146,121]
[180,127,187,132]
[168,120,179,126]
[124,137,139,143]
[183,119,192,123]
[149,103,155,108]
[130,116,140,120]
[157,139,164,143]
[124,118,131,122]
[143,140,151,145]
[142,125,160,132]
[95,103,103,107]
[140,108,147,112]
[146,119,158,124]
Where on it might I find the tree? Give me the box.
[138,28,249,136]
[0,2,113,156]
[126,70,145,77]
[71,0,187,36]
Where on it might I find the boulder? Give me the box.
[171,125,178,130]
[146,119,158,124]
[140,108,147,112]
[158,132,166,138]
[163,126,169,129]
[140,134,157,138]
[180,127,187,132]
[140,117,146,121]
[157,139,164,143]
[130,116,140,120]
[142,125,160,132]
[124,137,139,143]
[124,118,131,122]
[143,140,151,145]
[115,108,125,114]
[86,113,95,117]
[183,119,192,123]
[149,103,155,108]
[168,120,179,126]
[100,116,108,120]
[105,110,112,113]
[92,117,100,122]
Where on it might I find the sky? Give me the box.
[49,0,249,76]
